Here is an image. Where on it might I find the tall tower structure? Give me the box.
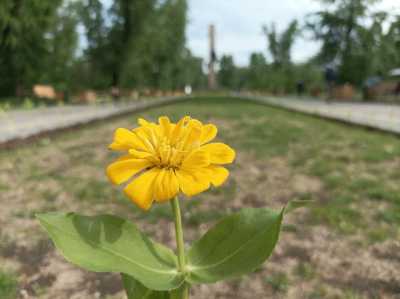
[208,24,217,90]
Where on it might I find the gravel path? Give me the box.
[0,97,187,144]
[240,94,400,135]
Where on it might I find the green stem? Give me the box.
[170,197,189,299]
[181,284,189,299]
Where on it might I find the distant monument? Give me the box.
[208,24,217,90]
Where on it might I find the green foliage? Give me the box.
[37,212,184,291]
[0,271,17,299]
[122,274,186,299]
[263,20,299,67]
[187,208,283,284]
[294,262,316,281]
[218,21,320,94]
[218,55,237,89]
[311,196,363,234]
[359,14,400,80]
[246,52,268,90]
[76,0,201,91]
[1,0,204,98]
[37,203,291,297]
[44,2,79,91]
[307,0,399,85]
[264,272,289,293]
[122,274,169,299]
[0,0,63,96]
[284,200,313,215]
[0,97,49,111]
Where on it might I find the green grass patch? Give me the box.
[0,271,18,299]
[294,262,316,281]
[309,194,363,234]
[2,96,400,242]
[308,285,329,299]
[264,272,289,293]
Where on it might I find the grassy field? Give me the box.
[1,96,400,299]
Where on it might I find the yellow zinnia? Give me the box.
[106,116,235,210]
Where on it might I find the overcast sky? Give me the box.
[186,0,400,66]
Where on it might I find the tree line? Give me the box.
[218,0,400,94]
[0,0,399,99]
[0,0,205,98]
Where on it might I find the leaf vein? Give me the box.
[41,218,177,276]
[189,218,280,272]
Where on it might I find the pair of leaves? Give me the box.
[37,201,308,296]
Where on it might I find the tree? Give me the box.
[108,0,156,87]
[145,0,188,90]
[77,0,109,89]
[262,21,299,92]
[246,52,268,90]
[77,0,159,89]
[367,15,400,75]
[263,20,298,68]
[0,0,198,98]
[106,0,188,90]
[178,49,206,89]
[306,0,383,84]
[44,2,79,91]
[0,0,63,96]
[218,55,237,89]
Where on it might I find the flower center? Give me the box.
[156,139,187,169]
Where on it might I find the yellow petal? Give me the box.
[182,120,202,149]
[182,149,210,170]
[171,116,190,144]
[200,124,217,144]
[208,165,229,187]
[115,154,135,162]
[128,148,154,159]
[200,143,235,164]
[138,118,151,126]
[109,128,146,151]
[124,168,160,210]
[158,116,171,138]
[106,158,151,185]
[176,169,210,197]
[153,168,166,201]
[154,169,179,203]
[133,127,155,152]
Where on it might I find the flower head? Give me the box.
[106,116,235,210]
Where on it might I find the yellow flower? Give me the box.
[106,116,235,210]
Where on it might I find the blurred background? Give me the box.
[0,0,399,105]
[1,1,400,299]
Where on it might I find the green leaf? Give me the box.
[122,274,187,299]
[186,208,283,284]
[37,212,184,291]
[122,273,169,299]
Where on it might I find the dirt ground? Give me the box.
[1,98,399,299]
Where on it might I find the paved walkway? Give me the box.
[240,94,400,135]
[0,97,186,144]
[1,95,400,144]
